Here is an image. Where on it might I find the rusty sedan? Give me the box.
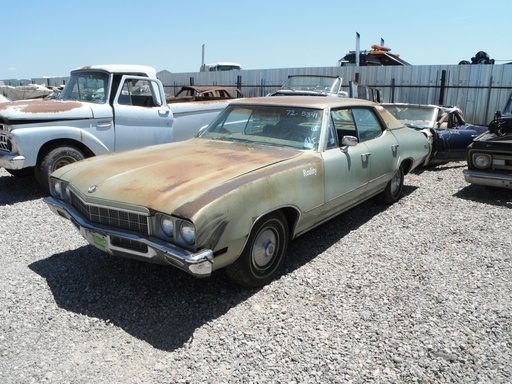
[45,96,429,288]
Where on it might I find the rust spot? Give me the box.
[0,99,84,114]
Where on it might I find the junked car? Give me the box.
[168,85,244,102]
[382,103,488,166]
[463,92,512,189]
[45,96,429,288]
[268,75,348,97]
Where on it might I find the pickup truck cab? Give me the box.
[0,64,173,191]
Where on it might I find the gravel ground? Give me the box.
[0,164,511,384]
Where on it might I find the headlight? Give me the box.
[160,215,174,238]
[472,153,492,169]
[50,178,71,201]
[180,221,196,245]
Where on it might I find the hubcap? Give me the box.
[253,228,277,270]
[390,170,402,196]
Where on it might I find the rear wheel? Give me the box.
[382,164,404,204]
[226,212,289,288]
[35,146,85,192]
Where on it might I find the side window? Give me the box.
[118,79,161,107]
[352,108,383,142]
[330,108,356,146]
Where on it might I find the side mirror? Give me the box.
[494,110,502,120]
[341,135,358,147]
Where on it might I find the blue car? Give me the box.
[383,103,488,166]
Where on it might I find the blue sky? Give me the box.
[1,0,510,80]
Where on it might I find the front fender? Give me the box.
[9,122,114,167]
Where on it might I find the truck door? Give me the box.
[113,76,173,151]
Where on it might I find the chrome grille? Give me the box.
[0,134,9,151]
[492,153,512,172]
[70,192,149,234]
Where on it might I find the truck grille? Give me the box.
[0,134,10,151]
[70,192,150,234]
[492,153,512,172]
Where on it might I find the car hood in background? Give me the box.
[53,138,308,213]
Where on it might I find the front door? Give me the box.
[113,76,173,151]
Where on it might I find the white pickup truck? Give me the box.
[0,64,230,191]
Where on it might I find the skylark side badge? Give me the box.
[302,167,317,177]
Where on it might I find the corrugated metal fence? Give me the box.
[5,65,511,125]
[159,65,512,125]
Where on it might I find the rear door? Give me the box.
[113,76,173,151]
[352,107,399,192]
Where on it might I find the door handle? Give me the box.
[97,121,112,128]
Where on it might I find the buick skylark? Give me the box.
[45,96,429,288]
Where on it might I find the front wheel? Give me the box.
[381,164,404,204]
[226,212,289,289]
[35,146,85,192]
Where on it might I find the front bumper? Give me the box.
[44,196,214,277]
[463,169,512,190]
[0,151,25,170]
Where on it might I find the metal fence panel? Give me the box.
[3,65,511,125]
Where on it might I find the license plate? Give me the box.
[92,233,108,250]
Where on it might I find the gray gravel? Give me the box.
[0,164,511,384]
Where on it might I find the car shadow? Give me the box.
[412,162,466,176]
[28,189,418,351]
[29,245,252,351]
[454,183,512,208]
[278,190,417,276]
[0,173,45,205]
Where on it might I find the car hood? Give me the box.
[54,138,308,214]
[0,99,94,122]
[471,131,512,145]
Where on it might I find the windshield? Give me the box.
[60,71,109,103]
[281,76,341,95]
[199,105,324,150]
[502,93,512,117]
[383,105,438,128]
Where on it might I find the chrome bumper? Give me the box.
[0,152,25,169]
[463,169,512,190]
[44,196,214,277]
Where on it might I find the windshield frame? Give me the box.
[281,76,342,95]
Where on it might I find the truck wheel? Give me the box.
[35,146,85,191]
[381,164,404,204]
[226,211,289,288]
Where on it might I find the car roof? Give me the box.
[230,96,377,109]
[71,64,157,78]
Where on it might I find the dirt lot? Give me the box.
[1,165,511,383]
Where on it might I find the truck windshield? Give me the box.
[502,92,512,117]
[60,71,109,104]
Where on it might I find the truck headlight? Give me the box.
[180,221,196,245]
[472,153,492,169]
